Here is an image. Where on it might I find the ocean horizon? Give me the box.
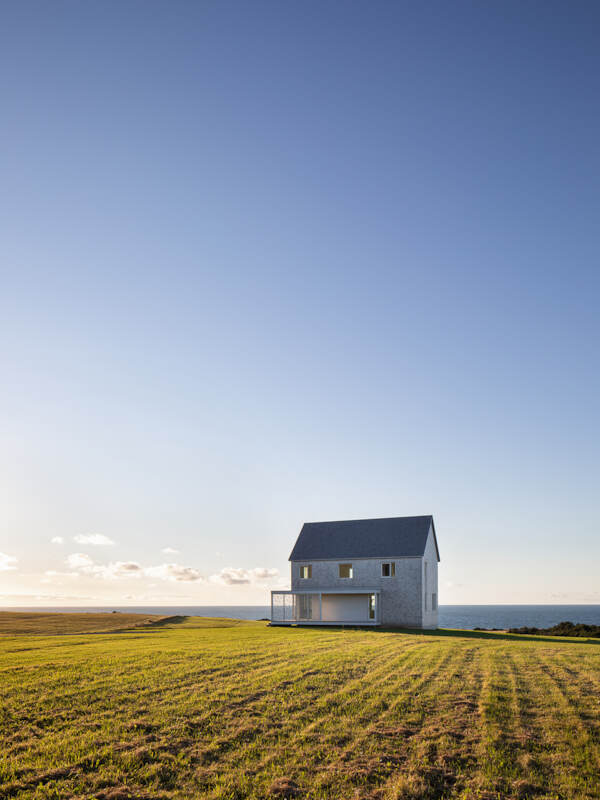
[3,604,600,630]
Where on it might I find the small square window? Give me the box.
[382,562,395,577]
[299,565,312,579]
[339,563,353,579]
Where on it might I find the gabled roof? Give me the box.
[289,515,439,562]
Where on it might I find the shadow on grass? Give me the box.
[118,615,189,633]
[271,623,600,645]
[397,627,600,645]
[147,615,187,627]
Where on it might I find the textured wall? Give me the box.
[290,556,424,627]
[422,525,439,629]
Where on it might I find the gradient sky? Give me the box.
[1,2,599,606]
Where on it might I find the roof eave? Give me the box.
[430,517,441,562]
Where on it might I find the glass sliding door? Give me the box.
[296,594,313,620]
[368,593,376,620]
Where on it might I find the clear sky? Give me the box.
[1,1,599,607]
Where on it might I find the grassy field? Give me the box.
[0,612,171,636]
[1,615,599,800]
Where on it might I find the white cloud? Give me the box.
[51,536,65,545]
[74,534,115,546]
[144,563,203,582]
[161,547,179,554]
[66,553,143,580]
[0,552,18,572]
[65,553,202,583]
[105,562,144,579]
[210,567,279,586]
[67,553,95,570]
[93,561,143,580]
[63,556,277,588]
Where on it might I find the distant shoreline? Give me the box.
[1,604,599,631]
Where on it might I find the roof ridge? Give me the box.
[304,514,432,526]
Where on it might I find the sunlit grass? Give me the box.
[1,615,598,799]
[0,611,171,636]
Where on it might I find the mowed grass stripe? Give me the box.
[536,650,600,792]
[4,629,408,788]
[1,619,599,800]
[158,637,417,797]
[5,632,352,742]
[507,646,590,800]
[251,641,474,799]
[509,646,597,799]
[379,643,484,799]
[226,639,436,798]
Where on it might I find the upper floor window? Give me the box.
[381,562,395,577]
[432,593,437,611]
[338,563,353,579]
[299,565,312,579]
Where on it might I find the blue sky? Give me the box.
[1,2,598,605]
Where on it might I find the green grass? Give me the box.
[1,615,599,800]
[0,612,172,636]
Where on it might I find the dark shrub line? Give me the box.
[508,621,600,638]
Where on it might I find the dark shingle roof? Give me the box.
[289,515,439,562]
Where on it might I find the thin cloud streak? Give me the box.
[145,564,202,582]
[74,534,115,546]
[59,554,280,589]
[65,554,203,583]
[209,567,279,586]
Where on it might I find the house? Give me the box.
[270,515,439,628]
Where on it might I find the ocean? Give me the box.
[4,604,600,630]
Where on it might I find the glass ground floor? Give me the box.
[270,589,380,625]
